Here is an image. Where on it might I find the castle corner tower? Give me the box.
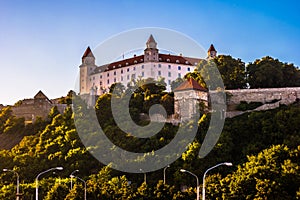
[79,46,97,94]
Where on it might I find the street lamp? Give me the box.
[70,175,86,200]
[3,168,20,200]
[180,169,199,200]
[35,167,63,200]
[70,170,79,190]
[202,162,233,200]
[140,169,147,184]
[163,165,170,184]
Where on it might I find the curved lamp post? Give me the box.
[202,162,233,200]
[3,168,20,200]
[70,175,86,200]
[70,169,79,190]
[180,169,199,200]
[35,167,63,200]
[163,165,170,184]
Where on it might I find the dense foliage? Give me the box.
[0,55,299,199]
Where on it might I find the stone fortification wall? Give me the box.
[226,87,300,105]
[12,102,67,122]
[225,87,300,118]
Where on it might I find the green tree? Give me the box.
[247,56,300,88]
[45,181,69,200]
[214,55,246,89]
[220,145,300,199]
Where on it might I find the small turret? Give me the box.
[207,44,217,59]
[144,34,159,62]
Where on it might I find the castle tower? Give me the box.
[144,34,159,62]
[207,44,217,59]
[174,78,208,121]
[79,46,97,94]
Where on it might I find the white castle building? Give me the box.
[79,34,217,95]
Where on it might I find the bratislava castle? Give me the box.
[79,35,217,95]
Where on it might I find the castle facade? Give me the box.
[79,35,217,95]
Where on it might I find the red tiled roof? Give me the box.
[93,55,145,74]
[159,54,201,65]
[174,78,207,92]
[91,53,204,74]
[208,44,216,52]
[82,46,95,58]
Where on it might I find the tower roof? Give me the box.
[174,78,207,92]
[34,90,51,103]
[147,34,156,44]
[146,34,157,49]
[82,46,95,58]
[208,44,216,52]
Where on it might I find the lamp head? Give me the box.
[224,162,233,166]
[56,167,63,170]
[180,169,186,173]
[2,168,8,172]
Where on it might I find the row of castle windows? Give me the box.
[96,64,188,74]
[92,70,182,82]
[98,71,182,86]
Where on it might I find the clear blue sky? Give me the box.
[1,0,299,105]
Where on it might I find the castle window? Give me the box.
[100,75,102,79]
[178,73,181,78]
[107,79,110,84]
[168,80,171,85]
[126,62,129,66]
[127,75,130,80]
[158,64,161,68]
[93,77,95,80]
[121,76,123,81]
[113,66,116,69]
[114,78,116,82]
[121,69,123,74]
[107,73,109,77]
[118,64,122,67]
[142,72,144,77]
[100,81,102,85]
[132,74,136,79]
[176,60,180,63]
[140,59,143,62]
[194,62,198,66]
[185,61,189,64]
[127,68,129,72]
[168,72,171,77]
[133,67,136,71]
[158,71,161,76]
[178,66,181,70]
[167,58,170,62]
[134,60,137,63]
[141,65,144,69]
[114,71,116,76]
[187,67,190,71]
[168,65,171,69]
